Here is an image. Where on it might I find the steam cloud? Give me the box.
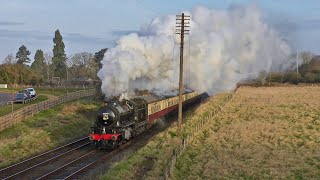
[98,5,295,97]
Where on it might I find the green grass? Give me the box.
[0,87,83,96]
[35,88,83,96]
[0,95,48,116]
[0,98,100,167]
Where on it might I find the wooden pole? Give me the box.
[176,13,190,138]
[178,13,185,138]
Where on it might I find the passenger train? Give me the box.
[89,91,203,149]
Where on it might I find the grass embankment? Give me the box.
[0,95,48,116]
[0,98,100,168]
[0,87,82,96]
[103,93,231,179]
[174,86,320,179]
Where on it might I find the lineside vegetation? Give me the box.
[0,98,99,168]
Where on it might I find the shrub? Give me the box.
[303,73,317,83]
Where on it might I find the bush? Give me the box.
[269,73,284,83]
[0,64,40,84]
[284,72,301,84]
[299,64,311,76]
[303,73,317,83]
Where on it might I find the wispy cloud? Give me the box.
[111,29,139,36]
[0,29,112,45]
[0,21,24,26]
[64,32,110,44]
[299,18,320,29]
[0,29,49,41]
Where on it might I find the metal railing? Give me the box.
[0,89,96,132]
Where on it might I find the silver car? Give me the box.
[27,88,36,97]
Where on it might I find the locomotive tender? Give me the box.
[89,91,202,149]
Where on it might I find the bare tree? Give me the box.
[3,53,16,64]
[44,53,53,81]
[69,52,95,80]
[300,51,315,64]
[70,52,93,67]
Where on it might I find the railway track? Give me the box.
[37,142,132,180]
[0,137,91,180]
[0,135,132,180]
[0,120,193,179]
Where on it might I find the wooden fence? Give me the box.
[0,101,13,107]
[164,93,235,179]
[0,89,96,132]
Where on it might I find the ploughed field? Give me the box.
[175,86,320,179]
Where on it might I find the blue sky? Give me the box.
[0,0,319,62]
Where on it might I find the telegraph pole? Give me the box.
[176,13,190,138]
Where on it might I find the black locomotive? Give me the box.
[91,98,149,149]
[89,92,202,149]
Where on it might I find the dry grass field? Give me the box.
[174,86,320,179]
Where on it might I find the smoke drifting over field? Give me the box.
[98,5,294,97]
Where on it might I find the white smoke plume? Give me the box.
[98,5,294,97]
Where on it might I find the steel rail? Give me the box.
[36,150,97,180]
[1,137,89,180]
[0,137,88,173]
[64,140,133,179]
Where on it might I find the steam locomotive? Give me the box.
[89,91,203,149]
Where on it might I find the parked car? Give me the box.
[27,87,36,97]
[15,93,28,103]
[19,89,31,99]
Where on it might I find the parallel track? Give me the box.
[37,142,132,180]
[0,136,132,180]
[0,137,91,180]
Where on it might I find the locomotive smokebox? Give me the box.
[96,106,116,126]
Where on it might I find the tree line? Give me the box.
[0,29,107,86]
[258,52,320,85]
[2,29,319,88]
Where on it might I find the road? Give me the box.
[0,93,13,103]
